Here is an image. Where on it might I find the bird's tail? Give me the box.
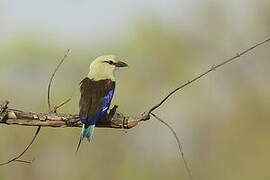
[75,124,95,153]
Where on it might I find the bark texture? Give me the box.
[0,101,150,129]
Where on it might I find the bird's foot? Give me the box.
[108,105,118,120]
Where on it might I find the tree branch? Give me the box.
[0,37,269,178]
[2,37,268,128]
[0,104,148,129]
[146,37,270,115]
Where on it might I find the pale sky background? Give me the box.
[0,0,256,43]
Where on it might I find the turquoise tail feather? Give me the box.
[75,124,95,153]
[81,124,95,140]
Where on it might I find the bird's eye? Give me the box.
[104,60,114,65]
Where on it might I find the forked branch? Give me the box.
[0,37,269,179]
[0,49,71,166]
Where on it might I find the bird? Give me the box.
[76,55,128,153]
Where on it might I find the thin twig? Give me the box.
[53,97,71,113]
[14,159,33,164]
[151,113,192,179]
[0,50,71,167]
[47,49,70,112]
[147,37,270,114]
[0,126,41,166]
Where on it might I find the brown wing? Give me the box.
[79,78,115,120]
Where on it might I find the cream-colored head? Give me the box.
[87,55,128,81]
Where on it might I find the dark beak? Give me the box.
[115,61,128,67]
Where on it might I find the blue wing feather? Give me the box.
[79,88,115,126]
[100,88,115,114]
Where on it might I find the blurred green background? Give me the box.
[0,0,270,179]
